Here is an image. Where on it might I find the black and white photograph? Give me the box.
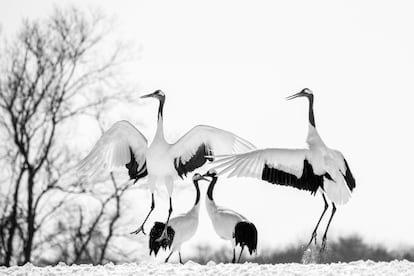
[0,0,413,275]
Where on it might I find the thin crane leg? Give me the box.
[231,248,236,263]
[237,246,245,263]
[320,203,337,252]
[165,251,174,263]
[165,197,173,225]
[130,193,155,235]
[179,252,183,264]
[156,197,173,242]
[305,194,328,249]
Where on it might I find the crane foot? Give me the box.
[130,224,146,235]
[305,231,317,250]
[320,236,328,252]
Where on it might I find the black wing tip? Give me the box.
[343,157,356,191]
[174,143,213,178]
[125,147,148,183]
[148,222,175,256]
[234,221,258,255]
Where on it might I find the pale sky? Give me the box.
[2,0,414,258]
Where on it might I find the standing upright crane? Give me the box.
[204,170,257,263]
[77,90,255,240]
[212,88,355,251]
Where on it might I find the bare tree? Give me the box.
[0,7,132,266]
[34,113,144,265]
[44,172,135,265]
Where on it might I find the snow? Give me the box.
[1,261,414,276]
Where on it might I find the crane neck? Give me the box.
[155,97,165,139]
[193,181,201,206]
[305,94,326,148]
[158,96,165,119]
[306,124,326,148]
[307,94,316,128]
[207,176,218,201]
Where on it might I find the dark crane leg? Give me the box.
[165,251,174,263]
[320,203,336,252]
[237,246,245,263]
[130,193,155,235]
[305,194,328,249]
[156,197,173,242]
[231,248,236,263]
[179,252,183,264]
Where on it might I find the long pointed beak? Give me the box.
[286,91,304,101]
[201,173,211,178]
[199,176,209,181]
[140,92,154,99]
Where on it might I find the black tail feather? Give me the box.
[343,157,356,192]
[234,221,258,255]
[149,222,175,256]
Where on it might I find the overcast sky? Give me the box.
[2,0,414,256]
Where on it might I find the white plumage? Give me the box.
[211,88,355,251]
[77,90,255,238]
[207,205,247,241]
[167,210,199,259]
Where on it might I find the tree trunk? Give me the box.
[4,169,25,266]
[24,170,35,264]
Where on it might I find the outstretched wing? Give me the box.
[212,148,332,194]
[169,125,255,178]
[77,120,148,182]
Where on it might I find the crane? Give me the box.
[211,88,355,251]
[148,173,208,264]
[204,170,257,263]
[77,90,255,241]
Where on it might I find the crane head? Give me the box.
[286,88,313,101]
[140,90,165,100]
[192,173,209,182]
[203,169,217,178]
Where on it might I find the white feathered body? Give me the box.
[206,198,246,241]
[306,125,353,205]
[146,140,174,177]
[169,204,200,252]
[146,117,175,177]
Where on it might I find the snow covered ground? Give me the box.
[1,260,414,276]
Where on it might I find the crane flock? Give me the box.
[77,89,255,241]
[78,88,356,263]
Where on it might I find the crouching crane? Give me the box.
[204,170,257,263]
[211,88,355,251]
[149,173,208,263]
[77,90,255,241]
